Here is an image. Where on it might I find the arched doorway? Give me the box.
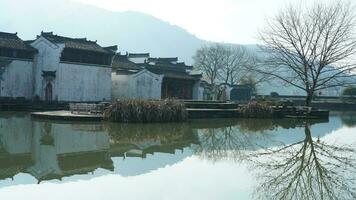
[45,82,53,102]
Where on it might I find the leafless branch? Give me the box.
[257,1,356,105]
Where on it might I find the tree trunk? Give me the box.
[304,123,312,140]
[305,91,313,107]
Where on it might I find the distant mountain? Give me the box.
[0,0,205,64]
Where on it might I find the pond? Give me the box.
[0,112,356,200]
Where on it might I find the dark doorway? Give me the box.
[161,78,194,99]
[45,82,53,102]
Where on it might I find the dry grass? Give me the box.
[103,99,188,123]
[240,101,274,118]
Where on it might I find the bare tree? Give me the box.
[193,43,226,85]
[219,45,253,85]
[194,44,259,85]
[258,1,356,106]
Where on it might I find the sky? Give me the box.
[72,0,290,44]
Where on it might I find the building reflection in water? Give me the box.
[0,113,113,183]
[0,113,199,183]
[1,112,356,200]
[106,123,199,159]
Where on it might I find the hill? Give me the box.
[0,0,205,64]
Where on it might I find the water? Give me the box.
[0,112,356,200]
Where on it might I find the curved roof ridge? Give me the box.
[39,31,114,54]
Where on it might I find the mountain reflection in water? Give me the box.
[0,112,355,200]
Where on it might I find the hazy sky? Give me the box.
[72,0,291,44]
[71,0,342,44]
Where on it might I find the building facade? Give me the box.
[111,53,203,100]
[112,69,164,100]
[30,32,115,102]
[0,31,116,102]
[1,31,205,102]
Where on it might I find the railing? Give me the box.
[69,103,109,115]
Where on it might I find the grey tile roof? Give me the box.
[112,53,142,70]
[128,53,150,58]
[145,64,200,80]
[147,57,178,63]
[113,53,199,80]
[0,32,37,52]
[40,32,112,54]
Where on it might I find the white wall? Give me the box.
[225,86,233,101]
[112,73,130,100]
[128,57,147,64]
[0,60,34,99]
[112,70,163,100]
[192,80,203,100]
[31,37,64,100]
[131,70,163,99]
[58,63,112,102]
[31,37,112,102]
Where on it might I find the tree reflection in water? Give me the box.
[195,119,356,200]
[251,123,356,200]
[194,119,306,162]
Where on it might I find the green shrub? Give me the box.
[103,99,188,123]
[342,86,356,97]
[270,92,279,98]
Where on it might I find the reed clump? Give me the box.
[103,99,188,123]
[240,101,274,118]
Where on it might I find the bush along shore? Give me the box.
[240,102,274,118]
[102,99,328,122]
[30,100,329,122]
[103,99,188,123]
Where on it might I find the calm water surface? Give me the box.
[0,112,356,200]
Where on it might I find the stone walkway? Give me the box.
[31,110,103,121]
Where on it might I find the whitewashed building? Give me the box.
[0,32,37,99]
[0,31,116,102]
[111,53,203,100]
[113,69,164,100]
[30,32,116,102]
